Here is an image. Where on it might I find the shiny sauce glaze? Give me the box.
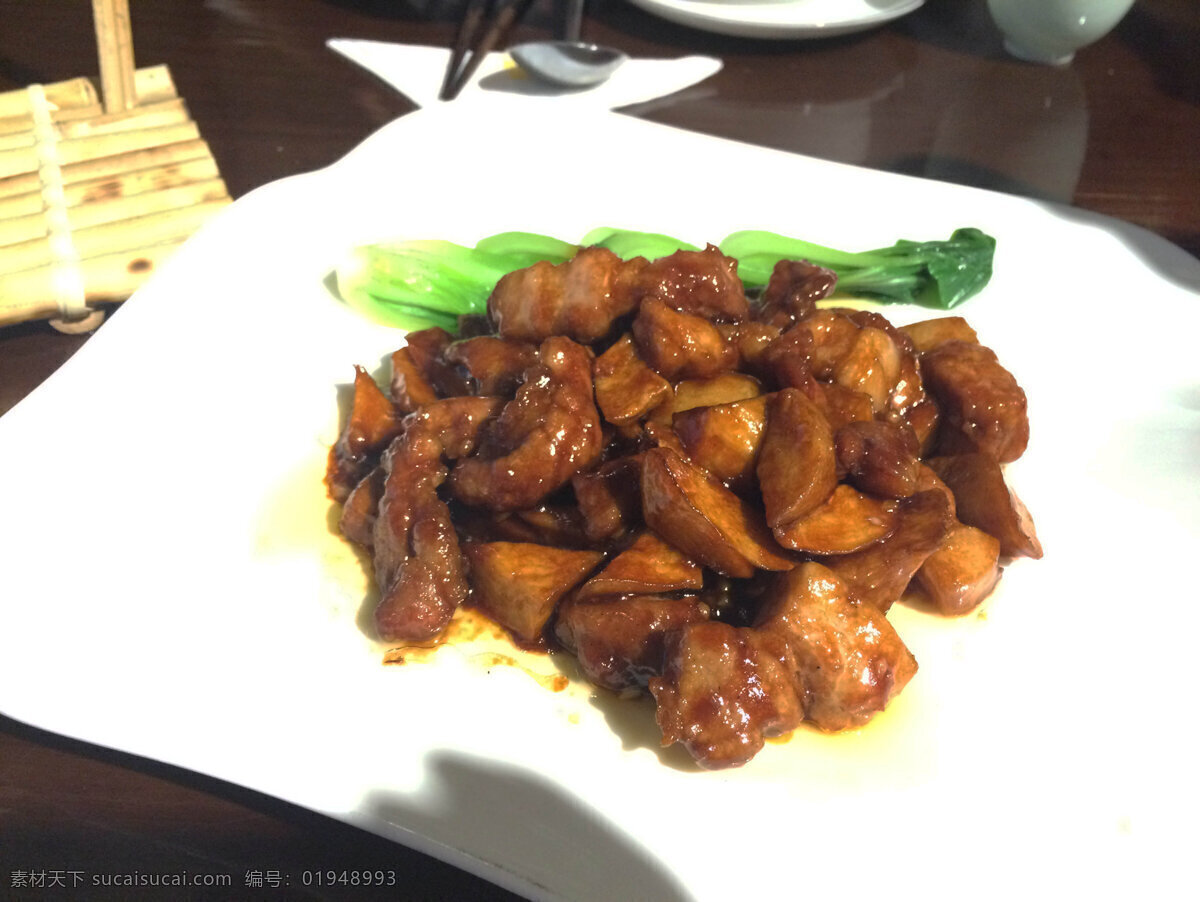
[325,245,1041,769]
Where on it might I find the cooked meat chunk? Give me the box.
[375,490,465,643]
[637,245,750,322]
[575,530,704,600]
[572,455,644,543]
[921,339,1029,463]
[755,259,837,327]
[391,327,472,407]
[509,505,591,548]
[915,522,1002,615]
[464,542,604,644]
[486,245,643,343]
[757,562,918,732]
[757,388,838,528]
[835,310,932,432]
[796,309,861,379]
[390,346,439,414]
[451,337,603,511]
[327,365,404,503]
[843,309,921,352]
[718,321,783,371]
[774,308,927,429]
[811,382,875,432]
[661,373,761,417]
[339,466,385,547]
[556,594,710,692]
[593,333,672,425]
[651,621,805,769]
[760,321,818,392]
[632,297,737,381]
[443,336,537,397]
[835,419,921,499]
[902,394,941,456]
[372,396,504,642]
[900,315,980,353]
[674,395,768,492]
[773,484,899,555]
[639,419,689,457]
[926,453,1042,558]
[817,489,952,611]
[461,504,592,548]
[833,325,903,413]
[641,447,795,578]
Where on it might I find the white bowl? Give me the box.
[986,0,1136,65]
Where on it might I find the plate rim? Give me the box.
[622,0,926,39]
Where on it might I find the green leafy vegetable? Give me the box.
[721,227,996,309]
[335,226,995,334]
[337,234,576,332]
[473,231,579,266]
[581,227,700,261]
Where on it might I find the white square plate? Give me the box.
[2,105,1197,901]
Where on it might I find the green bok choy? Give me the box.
[335,227,995,334]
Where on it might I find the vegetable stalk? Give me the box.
[335,226,995,333]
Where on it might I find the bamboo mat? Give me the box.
[0,0,231,333]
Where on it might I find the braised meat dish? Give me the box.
[327,243,1041,769]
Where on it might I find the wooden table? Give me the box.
[1,0,1196,898]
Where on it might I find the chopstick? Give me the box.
[438,0,535,102]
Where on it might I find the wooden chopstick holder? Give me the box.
[0,1,231,332]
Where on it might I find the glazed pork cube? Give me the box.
[921,339,1029,463]
[757,562,918,731]
[556,594,710,692]
[650,621,805,768]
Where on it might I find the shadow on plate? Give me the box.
[360,750,694,901]
[547,652,701,773]
[477,68,590,98]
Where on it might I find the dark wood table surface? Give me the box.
[1,0,1196,898]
